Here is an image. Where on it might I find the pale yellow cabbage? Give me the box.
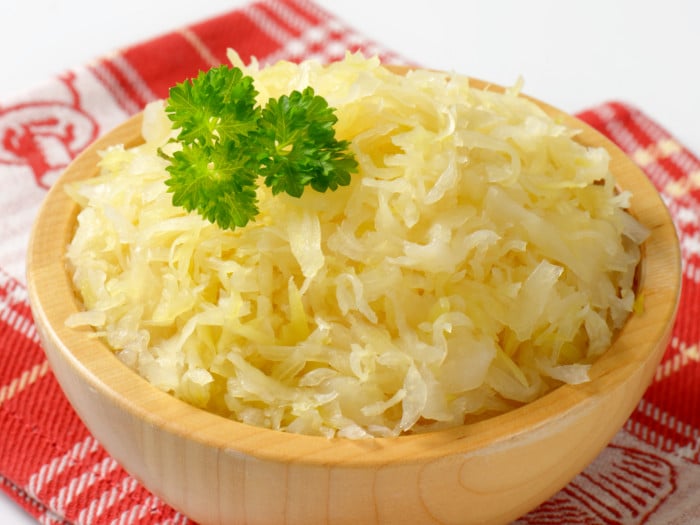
[65,53,646,438]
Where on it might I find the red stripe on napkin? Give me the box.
[120,13,270,102]
[1,0,699,524]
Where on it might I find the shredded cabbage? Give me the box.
[65,52,647,438]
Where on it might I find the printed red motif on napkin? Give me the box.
[0,74,98,189]
[516,445,676,524]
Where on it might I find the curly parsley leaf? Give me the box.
[166,142,259,230]
[256,87,357,198]
[161,66,357,231]
[165,65,259,147]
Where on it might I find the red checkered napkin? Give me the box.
[1,0,698,523]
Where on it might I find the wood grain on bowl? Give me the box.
[26,71,681,525]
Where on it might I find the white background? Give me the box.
[1,1,698,522]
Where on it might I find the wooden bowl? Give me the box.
[26,74,681,525]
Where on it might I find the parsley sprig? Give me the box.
[161,65,357,231]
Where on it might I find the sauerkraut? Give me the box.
[65,52,647,438]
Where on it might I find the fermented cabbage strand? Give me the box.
[66,52,646,438]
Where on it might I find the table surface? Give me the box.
[1,0,698,522]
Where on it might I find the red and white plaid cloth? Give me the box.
[1,0,698,523]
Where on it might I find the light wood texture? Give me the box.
[26,73,681,524]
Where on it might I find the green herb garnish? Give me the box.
[161,65,357,231]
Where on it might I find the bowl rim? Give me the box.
[26,72,682,468]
